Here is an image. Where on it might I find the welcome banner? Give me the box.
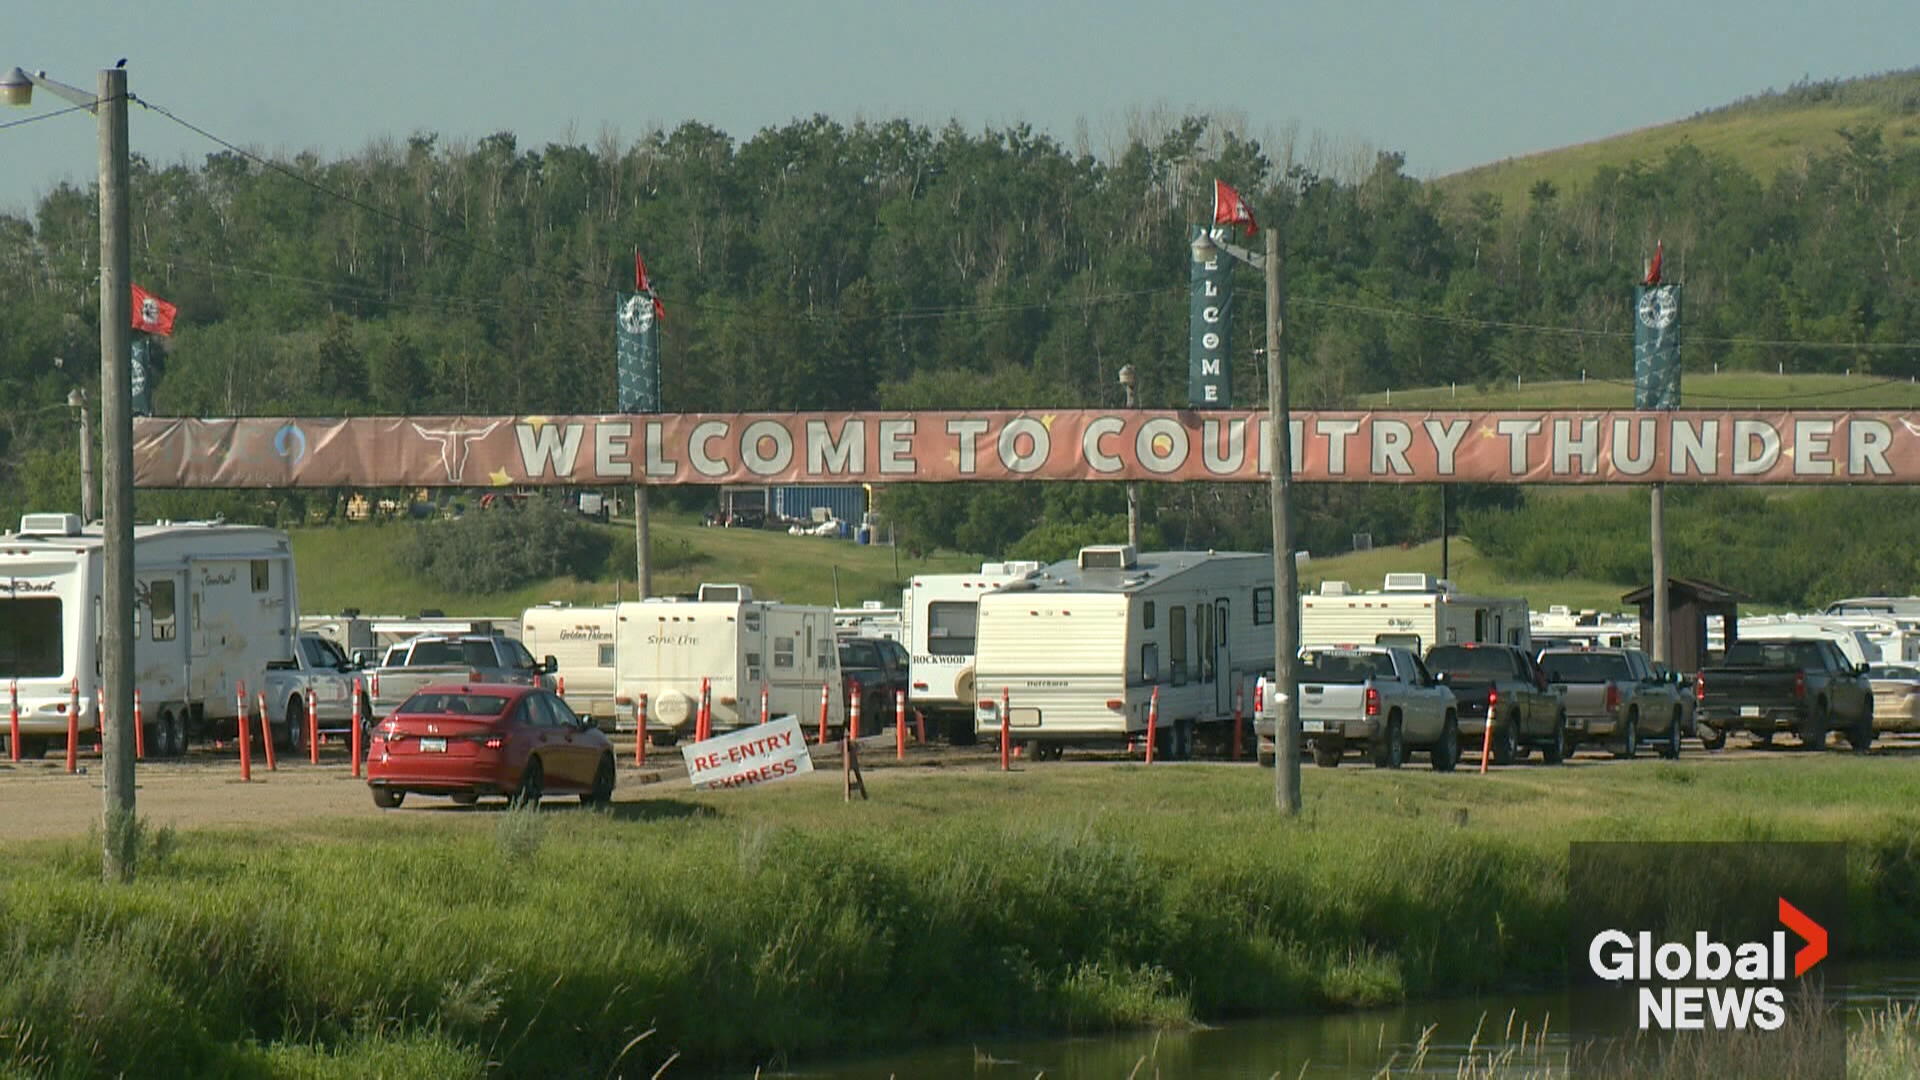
[133,410,1920,488]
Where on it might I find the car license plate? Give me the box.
[1740,706,1761,718]
[421,737,447,753]
[1301,720,1326,734]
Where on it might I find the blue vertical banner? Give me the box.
[1188,225,1233,408]
[1633,284,1682,409]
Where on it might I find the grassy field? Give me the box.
[1356,371,1920,411]
[291,509,983,616]
[1433,82,1920,214]
[1300,536,1637,614]
[2,759,1916,1077]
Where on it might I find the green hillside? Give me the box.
[1299,537,1637,615]
[1356,371,1920,410]
[290,510,981,617]
[1435,68,1920,211]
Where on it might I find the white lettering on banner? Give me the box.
[1553,417,1600,476]
[1424,418,1471,476]
[681,717,814,791]
[1083,417,1124,474]
[1793,419,1836,477]
[878,419,916,475]
[690,421,728,478]
[516,422,585,477]
[1613,417,1656,476]
[1497,418,1543,474]
[1733,419,1780,476]
[1201,358,1222,375]
[1372,420,1414,476]
[1136,418,1188,475]
[741,420,793,476]
[1317,418,1362,475]
[594,422,633,478]
[1201,419,1246,474]
[644,420,678,478]
[1851,419,1893,476]
[806,419,865,475]
[1673,419,1718,475]
[998,418,1050,474]
[947,418,989,475]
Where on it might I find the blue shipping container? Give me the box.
[771,485,866,526]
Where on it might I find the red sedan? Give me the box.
[366,683,616,809]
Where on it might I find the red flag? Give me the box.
[1213,179,1258,236]
[131,283,177,336]
[633,252,666,321]
[1642,241,1664,286]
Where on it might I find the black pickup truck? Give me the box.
[1424,643,1568,765]
[1693,638,1874,751]
[836,635,911,736]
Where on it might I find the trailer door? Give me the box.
[1213,598,1232,714]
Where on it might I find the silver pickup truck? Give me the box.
[1256,645,1461,771]
[369,634,554,717]
[1537,646,1686,759]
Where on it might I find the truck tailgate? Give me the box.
[1698,669,1802,708]
[1298,683,1369,724]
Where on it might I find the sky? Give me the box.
[3,0,1917,217]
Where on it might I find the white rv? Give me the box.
[1301,574,1531,655]
[520,603,619,724]
[972,547,1274,758]
[904,559,1043,740]
[833,602,905,642]
[612,583,845,745]
[1733,618,1879,669]
[0,513,296,758]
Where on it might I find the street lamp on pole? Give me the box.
[1118,364,1139,549]
[4,63,139,876]
[1190,225,1300,814]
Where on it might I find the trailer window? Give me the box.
[149,580,177,642]
[774,636,796,669]
[1169,605,1188,685]
[0,598,62,678]
[1143,602,1156,630]
[1140,642,1160,684]
[251,559,270,593]
[926,602,977,657]
[1253,588,1274,625]
[598,644,616,667]
[746,652,762,681]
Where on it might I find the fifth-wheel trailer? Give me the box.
[972,546,1275,759]
[0,513,297,758]
[1300,574,1531,655]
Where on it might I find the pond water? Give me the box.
[775,963,1920,1078]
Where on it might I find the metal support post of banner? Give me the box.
[1651,484,1668,665]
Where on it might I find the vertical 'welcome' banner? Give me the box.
[1188,226,1233,408]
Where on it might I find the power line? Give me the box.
[0,100,96,132]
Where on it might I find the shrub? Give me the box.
[395,498,610,593]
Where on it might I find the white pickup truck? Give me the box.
[369,634,554,717]
[263,633,370,753]
[1256,645,1461,770]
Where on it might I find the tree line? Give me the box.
[2,104,1917,599]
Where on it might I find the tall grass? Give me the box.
[0,760,1916,1076]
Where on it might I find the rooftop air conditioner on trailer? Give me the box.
[1382,572,1437,593]
[1319,581,1352,596]
[1078,545,1139,570]
[18,513,82,537]
[698,584,754,603]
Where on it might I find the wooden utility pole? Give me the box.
[1265,225,1301,815]
[98,67,136,881]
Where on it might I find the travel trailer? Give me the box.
[1300,574,1531,655]
[520,603,619,725]
[611,583,845,744]
[833,602,905,643]
[972,546,1274,758]
[903,559,1043,740]
[0,513,297,758]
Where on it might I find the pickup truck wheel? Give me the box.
[1800,700,1829,752]
[1660,710,1682,760]
[1847,702,1875,752]
[1699,725,1726,752]
[1491,716,1519,766]
[370,786,404,809]
[1311,740,1343,768]
[1431,714,1460,772]
[1542,713,1567,765]
[1614,712,1638,760]
[1370,713,1405,769]
[284,697,306,754]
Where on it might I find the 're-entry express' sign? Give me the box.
[682,718,813,791]
[133,410,1920,487]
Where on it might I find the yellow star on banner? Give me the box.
[1040,414,1057,430]
[523,416,550,432]
[945,449,962,467]
[489,468,512,486]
